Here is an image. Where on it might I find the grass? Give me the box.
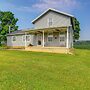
[74,41,90,50]
[0,49,90,90]
[74,44,90,50]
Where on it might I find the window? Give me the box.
[12,36,16,41]
[48,18,53,26]
[59,32,65,42]
[60,37,65,41]
[48,33,53,42]
[26,36,30,41]
[22,36,25,41]
[22,35,30,42]
[59,34,65,42]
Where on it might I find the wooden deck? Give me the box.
[25,46,71,54]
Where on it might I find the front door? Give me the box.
[59,34,66,47]
[37,34,42,45]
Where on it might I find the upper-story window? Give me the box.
[48,18,53,27]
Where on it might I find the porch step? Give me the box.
[25,46,70,54]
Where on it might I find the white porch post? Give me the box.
[42,30,44,47]
[66,27,69,48]
[25,32,27,47]
[69,25,73,48]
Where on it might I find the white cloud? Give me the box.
[0,2,32,13]
[0,0,80,13]
[15,6,32,12]
[32,0,80,12]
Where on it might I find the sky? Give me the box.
[0,0,90,40]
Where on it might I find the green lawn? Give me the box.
[0,49,90,90]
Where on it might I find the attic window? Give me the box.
[48,18,53,27]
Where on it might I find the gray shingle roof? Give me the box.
[7,28,34,36]
[7,30,25,36]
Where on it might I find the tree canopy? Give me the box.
[72,17,80,41]
[0,11,18,45]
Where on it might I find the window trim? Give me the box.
[22,35,31,42]
[12,36,16,42]
[26,35,31,42]
[22,35,25,42]
[59,33,65,42]
[48,33,53,42]
[47,18,53,27]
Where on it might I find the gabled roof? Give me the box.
[32,8,74,24]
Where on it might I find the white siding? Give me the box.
[33,32,67,47]
[7,35,34,47]
[34,11,71,29]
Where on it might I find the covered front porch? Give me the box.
[25,26,73,49]
[24,26,73,53]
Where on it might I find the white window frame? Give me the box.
[22,35,25,42]
[48,33,53,42]
[59,32,65,42]
[12,36,16,42]
[22,35,31,42]
[26,35,31,42]
[47,18,53,27]
[60,36,65,42]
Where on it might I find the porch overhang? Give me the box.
[25,26,67,34]
[24,26,70,49]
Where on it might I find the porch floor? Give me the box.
[25,46,70,54]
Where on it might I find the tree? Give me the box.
[72,17,80,42]
[0,11,18,45]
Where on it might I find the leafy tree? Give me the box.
[0,11,18,45]
[72,17,80,42]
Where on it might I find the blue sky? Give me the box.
[0,0,90,40]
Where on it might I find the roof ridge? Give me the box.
[32,8,74,24]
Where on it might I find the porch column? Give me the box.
[42,30,44,47]
[66,27,69,48]
[25,32,27,47]
[69,25,73,48]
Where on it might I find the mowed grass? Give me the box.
[0,49,90,90]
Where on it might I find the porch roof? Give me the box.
[25,26,67,34]
[7,26,68,36]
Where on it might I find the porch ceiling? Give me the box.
[25,26,67,34]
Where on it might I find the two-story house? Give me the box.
[7,8,74,53]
